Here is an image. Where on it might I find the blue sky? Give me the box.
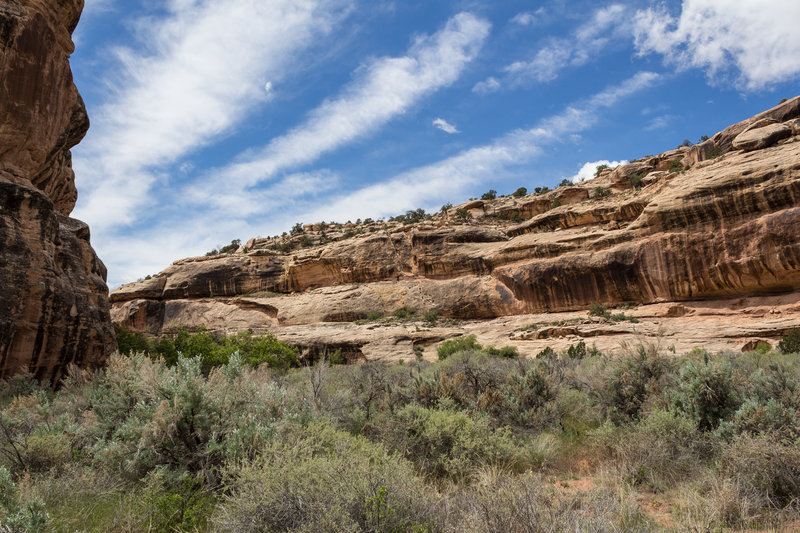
[69,0,800,288]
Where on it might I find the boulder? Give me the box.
[732,123,792,152]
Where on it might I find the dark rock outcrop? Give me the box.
[0,0,115,382]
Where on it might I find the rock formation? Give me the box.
[111,97,800,361]
[0,0,115,382]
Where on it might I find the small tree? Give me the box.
[778,328,800,354]
[512,187,527,198]
[594,164,609,178]
[481,189,497,200]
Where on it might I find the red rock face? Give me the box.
[0,0,115,382]
[111,97,800,339]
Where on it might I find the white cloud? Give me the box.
[194,12,490,197]
[510,12,536,26]
[644,114,675,131]
[501,4,628,88]
[633,0,800,89]
[568,159,627,183]
[511,7,545,27]
[432,117,459,134]
[473,76,500,94]
[298,71,660,223]
[72,0,352,228]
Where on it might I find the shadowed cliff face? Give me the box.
[111,97,800,349]
[0,0,115,382]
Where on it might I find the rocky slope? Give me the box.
[112,97,800,361]
[0,0,115,381]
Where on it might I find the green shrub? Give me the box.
[0,466,50,532]
[497,368,557,429]
[84,353,294,480]
[214,423,437,532]
[114,326,300,373]
[668,159,684,172]
[671,359,741,431]
[437,335,482,360]
[492,346,519,359]
[778,328,800,354]
[270,241,292,253]
[536,346,556,359]
[567,341,587,359]
[114,323,152,357]
[558,178,572,187]
[610,312,639,323]
[384,403,523,480]
[299,234,313,247]
[512,187,527,197]
[481,189,497,200]
[593,409,705,491]
[395,307,416,320]
[588,302,611,319]
[422,310,439,325]
[218,239,241,254]
[143,471,215,533]
[727,398,799,441]
[440,202,453,213]
[290,222,304,234]
[594,164,609,178]
[718,435,800,513]
[454,208,472,221]
[592,187,612,199]
[605,344,673,421]
[628,171,647,189]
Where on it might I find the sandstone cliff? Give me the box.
[112,97,800,361]
[0,0,115,382]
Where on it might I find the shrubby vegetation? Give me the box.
[115,325,300,372]
[1,329,799,531]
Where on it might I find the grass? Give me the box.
[1,335,799,531]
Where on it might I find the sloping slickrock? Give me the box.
[732,123,792,152]
[0,0,115,381]
[714,95,800,151]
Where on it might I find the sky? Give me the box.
[68,0,800,288]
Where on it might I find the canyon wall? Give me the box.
[0,0,115,382]
[110,97,800,360]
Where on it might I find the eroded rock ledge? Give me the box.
[112,97,800,359]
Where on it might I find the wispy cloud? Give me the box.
[297,71,661,223]
[472,76,500,94]
[510,7,545,27]
[193,12,490,198]
[432,117,459,134]
[73,0,352,228]
[644,114,675,131]
[633,0,800,89]
[475,4,628,93]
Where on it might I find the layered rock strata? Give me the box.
[112,97,800,360]
[0,0,114,381]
